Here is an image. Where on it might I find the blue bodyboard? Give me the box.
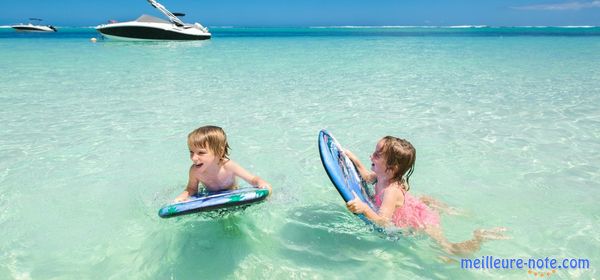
[158,187,269,218]
[318,130,377,221]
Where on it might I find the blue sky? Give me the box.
[2,0,600,26]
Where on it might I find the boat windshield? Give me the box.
[135,14,170,24]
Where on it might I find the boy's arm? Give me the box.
[173,167,200,202]
[344,149,376,183]
[226,160,272,195]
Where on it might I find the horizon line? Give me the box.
[1,25,599,29]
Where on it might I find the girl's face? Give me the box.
[189,146,220,173]
[370,140,387,176]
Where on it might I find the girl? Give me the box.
[345,136,507,255]
[174,125,272,202]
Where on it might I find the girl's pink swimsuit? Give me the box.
[375,187,440,229]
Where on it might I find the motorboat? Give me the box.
[11,18,57,32]
[95,0,210,41]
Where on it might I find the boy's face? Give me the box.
[189,145,220,173]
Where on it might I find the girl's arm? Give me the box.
[346,188,403,227]
[225,160,272,195]
[174,167,200,202]
[344,149,376,184]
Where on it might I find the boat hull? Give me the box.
[11,25,57,32]
[96,24,211,41]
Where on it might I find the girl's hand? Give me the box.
[343,149,353,157]
[346,191,368,214]
[344,149,361,166]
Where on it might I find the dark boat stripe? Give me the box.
[98,26,210,40]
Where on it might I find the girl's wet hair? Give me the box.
[187,125,230,161]
[379,136,416,190]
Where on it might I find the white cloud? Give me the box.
[513,0,600,10]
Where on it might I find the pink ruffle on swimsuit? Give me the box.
[375,187,440,230]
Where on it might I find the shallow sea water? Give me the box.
[0,27,599,279]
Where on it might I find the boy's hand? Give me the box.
[257,179,273,195]
[173,193,190,203]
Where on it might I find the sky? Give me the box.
[1,0,600,27]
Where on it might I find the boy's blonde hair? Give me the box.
[187,125,230,161]
[379,136,416,191]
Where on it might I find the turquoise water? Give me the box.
[1,27,599,279]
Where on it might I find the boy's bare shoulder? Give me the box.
[222,159,239,169]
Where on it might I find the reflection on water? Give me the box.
[96,38,212,49]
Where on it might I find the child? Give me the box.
[174,125,272,202]
[345,136,507,255]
